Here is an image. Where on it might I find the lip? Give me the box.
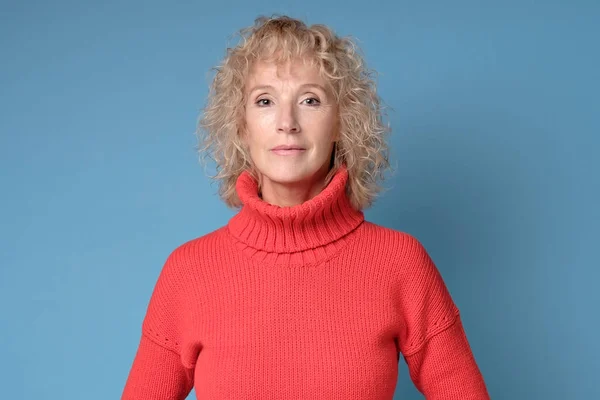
[271,145,306,150]
[271,148,306,156]
[270,144,306,156]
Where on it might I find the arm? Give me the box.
[397,235,490,399]
[403,315,490,399]
[122,249,195,400]
[122,334,194,400]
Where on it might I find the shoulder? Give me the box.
[141,228,229,351]
[166,226,228,262]
[360,221,436,277]
[145,226,228,309]
[156,226,229,280]
[361,221,429,255]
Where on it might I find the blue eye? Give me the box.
[303,97,321,106]
[256,98,271,106]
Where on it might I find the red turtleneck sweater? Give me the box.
[122,166,490,399]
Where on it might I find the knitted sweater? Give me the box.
[122,166,490,399]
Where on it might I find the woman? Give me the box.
[122,15,490,399]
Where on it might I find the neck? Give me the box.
[228,164,364,256]
[260,178,326,207]
[259,164,330,207]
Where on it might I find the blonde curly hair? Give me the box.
[197,15,391,210]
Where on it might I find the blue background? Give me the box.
[1,1,598,399]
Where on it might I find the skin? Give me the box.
[243,58,339,207]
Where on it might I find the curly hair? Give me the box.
[197,15,391,210]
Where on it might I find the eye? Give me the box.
[256,98,271,107]
[302,97,321,106]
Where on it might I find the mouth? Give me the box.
[271,145,306,155]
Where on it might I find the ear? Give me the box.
[333,111,342,142]
[333,128,341,142]
[238,124,249,146]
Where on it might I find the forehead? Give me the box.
[247,58,326,87]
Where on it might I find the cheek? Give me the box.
[245,112,274,141]
[243,115,263,149]
[313,117,338,146]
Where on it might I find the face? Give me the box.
[243,58,338,192]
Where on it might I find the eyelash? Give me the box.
[255,97,321,107]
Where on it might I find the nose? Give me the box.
[276,101,300,134]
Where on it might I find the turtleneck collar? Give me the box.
[227,165,364,254]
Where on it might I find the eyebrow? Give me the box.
[247,83,328,94]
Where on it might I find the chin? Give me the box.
[260,163,321,185]
[266,168,311,184]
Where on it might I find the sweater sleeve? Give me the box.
[122,249,195,400]
[397,235,490,399]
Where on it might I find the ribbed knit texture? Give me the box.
[122,166,490,399]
